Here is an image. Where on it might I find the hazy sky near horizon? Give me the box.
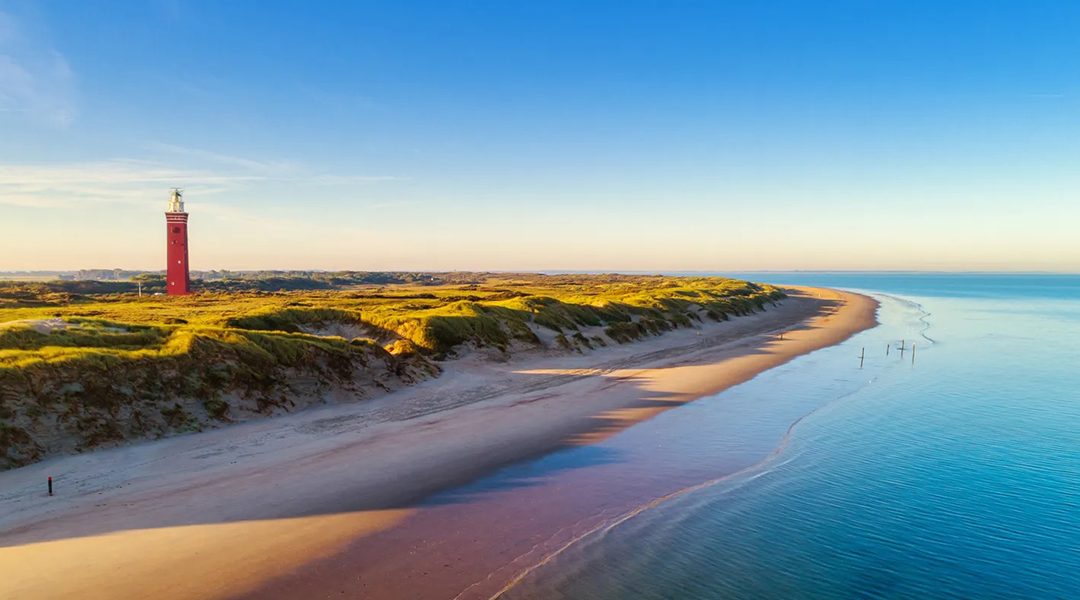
[2,1,1079,272]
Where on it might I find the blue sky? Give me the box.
[2,0,1079,271]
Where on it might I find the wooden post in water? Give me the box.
[859,347,865,369]
[886,343,890,356]
[48,476,53,496]
[912,343,916,365]
[899,339,906,358]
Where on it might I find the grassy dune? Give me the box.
[0,274,783,468]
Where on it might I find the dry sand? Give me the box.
[0,286,876,600]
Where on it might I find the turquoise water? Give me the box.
[504,275,1080,599]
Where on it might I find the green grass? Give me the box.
[0,274,783,357]
[0,274,784,469]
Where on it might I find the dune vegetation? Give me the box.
[0,273,784,469]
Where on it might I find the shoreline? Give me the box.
[0,286,877,600]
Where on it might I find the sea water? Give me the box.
[502,274,1080,599]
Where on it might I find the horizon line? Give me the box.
[3,268,1080,277]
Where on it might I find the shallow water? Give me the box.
[500,274,1080,599]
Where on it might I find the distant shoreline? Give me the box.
[0,286,877,600]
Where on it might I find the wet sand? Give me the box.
[0,286,876,600]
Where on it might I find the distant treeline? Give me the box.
[0,271,544,302]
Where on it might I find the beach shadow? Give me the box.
[421,444,623,506]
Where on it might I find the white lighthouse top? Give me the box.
[167,188,185,213]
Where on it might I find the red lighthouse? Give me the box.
[165,188,190,295]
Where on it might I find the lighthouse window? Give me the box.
[172,226,181,234]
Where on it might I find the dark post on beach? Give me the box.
[48,476,53,496]
[860,347,865,369]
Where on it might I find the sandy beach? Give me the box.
[0,286,876,600]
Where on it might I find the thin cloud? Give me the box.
[0,160,260,208]
[305,174,400,185]
[147,142,401,185]
[0,10,75,127]
[147,142,295,173]
[362,200,421,209]
[195,201,305,231]
[0,155,400,211]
